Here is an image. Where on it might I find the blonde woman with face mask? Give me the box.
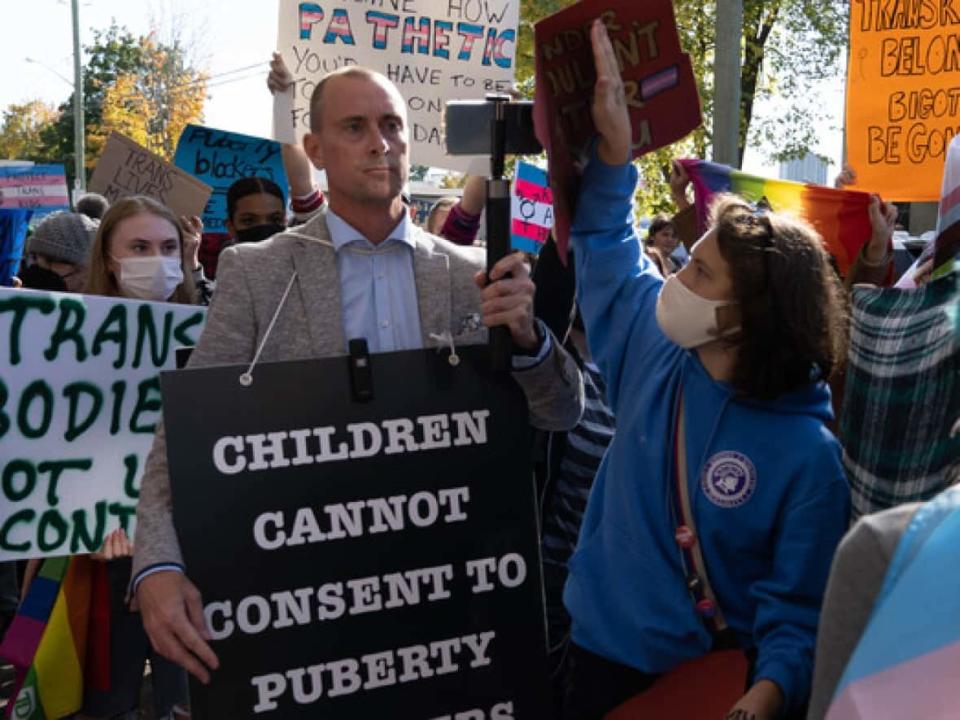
[557,21,852,720]
[85,196,197,304]
[80,195,193,720]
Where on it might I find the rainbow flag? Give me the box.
[826,487,960,719]
[678,159,873,276]
[0,556,110,720]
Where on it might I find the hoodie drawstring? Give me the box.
[429,331,460,366]
[239,271,298,387]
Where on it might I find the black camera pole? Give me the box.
[486,95,512,371]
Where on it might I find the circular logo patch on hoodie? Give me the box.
[700,452,757,508]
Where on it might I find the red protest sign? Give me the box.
[534,0,702,259]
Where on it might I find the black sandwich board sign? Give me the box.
[162,346,549,718]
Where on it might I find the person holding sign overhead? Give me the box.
[559,20,850,720]
[132,63,584,686]
[199,60,325,252]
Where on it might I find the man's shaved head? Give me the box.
[308,67,405,133]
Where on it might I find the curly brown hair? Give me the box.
[710,194,849,400]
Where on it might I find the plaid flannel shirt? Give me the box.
[841,271,960,518]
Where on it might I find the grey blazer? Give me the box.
[132,210,584,578]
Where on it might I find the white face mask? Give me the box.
[655,274,737,348]
[114,256,184,302]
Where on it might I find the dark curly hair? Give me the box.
[709,194,849,400]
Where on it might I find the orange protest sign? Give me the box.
[845,1,960,202]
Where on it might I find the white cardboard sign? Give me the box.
[0,288,206,560]
[275,0,518,170]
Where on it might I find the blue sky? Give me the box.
[1,0,278,139]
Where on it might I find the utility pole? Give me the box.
[713,0,742,167]
[71,0,86,193]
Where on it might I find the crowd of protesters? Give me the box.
[1,17,958,720]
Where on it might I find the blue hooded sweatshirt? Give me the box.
[564,153,851,713]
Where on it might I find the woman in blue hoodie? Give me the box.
[561,22,851,720]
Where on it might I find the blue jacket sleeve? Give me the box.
[570,150,666,412]
[749,442,851,714]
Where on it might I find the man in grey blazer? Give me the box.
[133,65,584,682]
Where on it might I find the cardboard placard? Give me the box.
[845,2,960,201]
[0,165,69,212]
[275,0,519,171]
[533,0,702,257]
[89,132,212,219]
[173,125,288,235]
[162,348,549,718]
[0,288,206,560]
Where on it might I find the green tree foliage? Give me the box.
[95,33,207,161]
[6,23,207,187]
[0,101,60,161]
[40,24,149,186]
[741,0,847,166]
[409,164,430,182]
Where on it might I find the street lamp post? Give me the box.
[25,53,86,198]
[71,0,85,193]
[24,1,85,194]
[713,0,743,167]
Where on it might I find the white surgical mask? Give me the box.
[655,274,737,348]
[114,256,184,302]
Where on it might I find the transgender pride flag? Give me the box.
[0,165,69,212]
[826,487,960,719]
[511,162,554,255]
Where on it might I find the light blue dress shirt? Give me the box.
[326,210,423,353]
[325,208,551,365]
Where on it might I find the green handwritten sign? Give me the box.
[0,288,206,560]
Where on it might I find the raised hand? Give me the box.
[180,215,203,271]
[864,194,896,264]
[670,160,692,210]
[589,19,631,166]
[868,194,897,241]
[267,52,294,94]
[91,527,133,561]
[834,164,857,189]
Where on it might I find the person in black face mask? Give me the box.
[225,177,289,245]
[221,55,331,248]
[192,54,326,282]
[18,211,97,292]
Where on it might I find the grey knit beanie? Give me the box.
[28,212,98,266]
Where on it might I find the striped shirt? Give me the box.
[541,359,616,646]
